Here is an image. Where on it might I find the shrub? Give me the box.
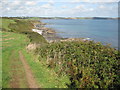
[38,41,120,88]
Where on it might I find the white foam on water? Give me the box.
[32,29,43,35]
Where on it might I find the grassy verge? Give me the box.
[5,18,47,44]
[22,49,69,88]
[2,31,29,88]
[0,31,2,88]
[1,17,69,88]
[1,18,16,31]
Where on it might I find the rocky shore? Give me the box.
[32,21,90,43]
[32,21,62,43]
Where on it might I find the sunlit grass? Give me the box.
[2,18,67,88]
[2,31,29,88]
[0,18,16,31]
[22,49,69,88]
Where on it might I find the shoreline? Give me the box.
[32,19,118,50]
[32,20,90,43]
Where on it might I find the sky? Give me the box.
[0,0,119,17]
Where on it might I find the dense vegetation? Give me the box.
[37,41,120,88]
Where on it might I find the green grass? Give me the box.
[8,19,33,32]
[1,18,69,88]
[2,18,47,44]
[0,18,16,31]
[2,31,29,88]
[2,31,68,88]
[22,49,70,88]
[0,31,2,88]
[2,33,68,88]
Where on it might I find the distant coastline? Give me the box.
[39,17,119,20]
[2,16,119,20]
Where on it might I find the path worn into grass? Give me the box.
[2,32,39,88]
[19,51,39,88]
[10,50,28,88]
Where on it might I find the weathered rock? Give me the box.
[26,43,37,51]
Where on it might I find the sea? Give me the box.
[41,19,118,49]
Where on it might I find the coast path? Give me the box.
[19,51,39,88]
[2,32,39,88]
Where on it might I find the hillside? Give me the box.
[1,18,69,88]
[1,17,120,88]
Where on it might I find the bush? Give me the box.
[38,41,120,88]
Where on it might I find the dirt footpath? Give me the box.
[19,51,39,88]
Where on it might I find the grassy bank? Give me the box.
[22,49,69,88]
[1,17,69,88]
[2,31,29,88]
[2,17,47,44]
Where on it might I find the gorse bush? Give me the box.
[38,41,120,88]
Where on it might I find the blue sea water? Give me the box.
[41,19,118,48]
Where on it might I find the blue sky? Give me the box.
[1,0,119,17]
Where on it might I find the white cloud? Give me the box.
[9,0,120,3]
[12,1,21,6]
[41,3,53,9]
[89,8,94,11]
[99,5,105,9]
[25,1,37,6]
[73,5,91,12]
[75,5,85,9]
[1,0,118,17]
[72,0,90,3]
[48,0,55,5]
[6,7,10,11]
[69,0,119,3]
[61,5,67,9]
